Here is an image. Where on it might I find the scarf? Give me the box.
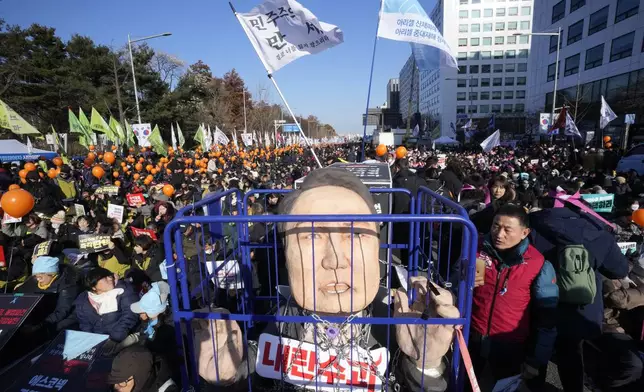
[38,274,58,290]
[144,318,159,340]
[88,288,124,315]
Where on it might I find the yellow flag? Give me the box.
[0,99,41,135]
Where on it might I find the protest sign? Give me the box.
[74,204,86,216]
[126,193,145,207]
[32,240,53,259]
[78,235,111,253]
[617,242,638,255]
[530,159,539,165]
[130,227,157,240]
[95,185,119,195]
[0,294,42,353]
[106,204,124,224]
[580,194,614,213]
[6,330,113,392]
[2,213,21,224]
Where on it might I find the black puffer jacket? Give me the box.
[16,263,81,332]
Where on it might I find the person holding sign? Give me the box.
[16,256,81,335]
[74,267,140,354]
[194,168,458,391]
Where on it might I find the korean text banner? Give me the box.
[238,0,344,73]
[580,193,614,213]
[377,0,457,69]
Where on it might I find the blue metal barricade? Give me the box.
[164,187,478,391]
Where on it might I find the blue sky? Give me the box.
[1,0,436,134]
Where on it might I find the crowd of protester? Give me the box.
[0,140,642,391]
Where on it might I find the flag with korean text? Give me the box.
[377,0,457,69]
[236,0,344,73]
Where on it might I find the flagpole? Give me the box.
[360,0,383,162]
[229,2,322,169]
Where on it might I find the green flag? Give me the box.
[124,120,136,148]
[194,124,204,149]
[176,122,185,148]
[79,108,91,130]
[109,116,125,141]
[149,125,168,156]
[69,109,85,134]
[50,125,66,153]
[0,99,40,135]
[90,108,111,134]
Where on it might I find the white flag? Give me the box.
[214,127,230,145]
[377,0,457,69]
[232,129,239,149]
[462,119,473,130]
[236,0,344,73]
[205,125,213,151]
[132,124,152,147]
[170,123,178,150]
[625,114,636,125]
[600,96,617,130]
[480,129,501,153]
[241,133,253,147]
[26,136,33,154]
[565,112,581,137]
[412,123,419,137]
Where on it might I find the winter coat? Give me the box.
[392,169,428,214]
[471,238,558,367]
[529,207,629,340]
[16,263,81,331]
[132,245,165,282]
[602,256,644,335]
[74,280,140,342]
[438,168,463,200]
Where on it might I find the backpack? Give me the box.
[556,245,596,305]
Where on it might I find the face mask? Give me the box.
[52,223,61,230]
[632,204,639,211]
[204,249,213,255]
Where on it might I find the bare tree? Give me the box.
[151,51,185,89]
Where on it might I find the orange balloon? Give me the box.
[395,146,408,159]
[605,142,612,149]
[162,184,175,197]
[135,163,143,171]
[24,162,36,172]
[111,145,117,151]
[151,168,158,175]
[603,136,611,143]
[141,147,147,153]
[199,167,206,173]
[145,164,153,172]
[87,152,96,162]
[47,168,58,179]
[146,175,153,182]
[92,166,105,179]
[138,157,145,163]
[0,189,35,218]
[633,209,644,226]
[166,169,172,175]
[133,173,140,180]
[19,169,28,179]
[113,171,119,178]
[8,184,20,190]
[217,169,223,174]
[128,147,135,153]
[114,180,121,187]
[89,145,95,151]
[120,162,127,167]
[103,152,115,165]
[20,178,26,184]
[376,144,387,157]
[144,178,152,185]
[52,157,63,167]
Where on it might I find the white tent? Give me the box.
[0,139,56,162]
[433,136,460,145]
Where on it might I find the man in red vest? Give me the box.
[469,204,558,388]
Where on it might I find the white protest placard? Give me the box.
[256,333,389,391]
[106,204,125,224]
[132,123,152,147]
[206,259,244,290]
[2,213,21,224]
[617,242,638,255]
[45,134,55,145]
[74,204,86,217]
[530,159,539,165]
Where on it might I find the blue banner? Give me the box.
[580,193,614,213]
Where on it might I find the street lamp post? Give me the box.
[127,32,172,124]
[514,27,561,142]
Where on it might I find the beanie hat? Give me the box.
[50,210,66,225]
[32,256,59,275]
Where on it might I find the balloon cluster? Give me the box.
[603,136,612,150]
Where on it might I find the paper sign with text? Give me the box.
[95,185,119,195]
[130,227,157,241]
[206,259,244,290]
[580,193,614,213]
[617,242,638,255]
[78,235,111,253]
[2,213,21,224]
[74,204,86,217]
[106,204,124,224]
[0,294,42,352]
[32,240,53,258]
[126,193,145,207]
[256,333,388,392]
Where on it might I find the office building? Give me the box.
[387,78,400,112]
[526,0,643,141]
[399,56,421,129]
[409,0,534,139]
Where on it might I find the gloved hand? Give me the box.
[100,339,120,357]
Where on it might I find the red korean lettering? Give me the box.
[261,341,276,367]
[289,347,315,380]
[319,356,346,384]
[347,361,378,391]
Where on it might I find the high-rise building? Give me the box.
[399,56,420,130]
[526,0,643,140]
[387,78,400,112]
[409,0,534,139]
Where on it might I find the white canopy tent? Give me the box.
[433,136,460,145]
[0,139,56,162]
